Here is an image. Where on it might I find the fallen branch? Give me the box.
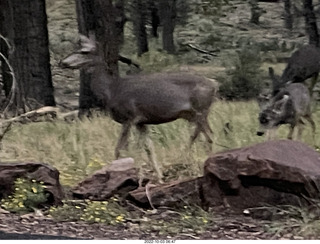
[185,43,219,56]
[1,106,60,124]
[0,106,79,145]
[118,55,141,70]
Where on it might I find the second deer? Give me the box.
[272,44,320,96]
[257,68,316,140]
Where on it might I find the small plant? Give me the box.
[137,50,178,72]
[49,197,127,225]
[219,42,263,100]
[1,178,49,213]
[81,198,126,224]
[140,205,214,235]
[253,204,320,238]
[48,200,85,221]
[85,158,106,175]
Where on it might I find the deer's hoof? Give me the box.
[256,131,264,136]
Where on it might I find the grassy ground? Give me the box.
[1,100,319,186]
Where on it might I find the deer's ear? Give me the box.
[79,34,96,52]
[272,94,290,113]
[268,67,275,78]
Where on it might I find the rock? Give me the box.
[72,158,142,200]
[202,140,320,210]
[128,178,204,208]
[0,162,64,205]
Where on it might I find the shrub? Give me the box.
[219,43,263,100]
[0,178,49,213]
[136,50,178,72]
[49,197,127,225]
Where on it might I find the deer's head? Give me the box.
[59,34,103,69]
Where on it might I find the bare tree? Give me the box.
[304,0,319,47]
[75,0,123,116]
[159,0,177,54]
[284,0,293,30]
[249,0,265,25]
[132,0,149,56]
[0,0,55,115]
[148,0,160,38]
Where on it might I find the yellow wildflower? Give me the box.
[116,215,124,222]
[202,218,208,224]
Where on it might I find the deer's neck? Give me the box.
[90,65,121,107]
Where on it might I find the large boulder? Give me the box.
[72,158,143,200]
[0,162,64,205]
[202,140,320,210]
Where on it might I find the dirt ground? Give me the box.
[0,207,292,240]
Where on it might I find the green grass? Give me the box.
[256,204,320,239]
[1,100,319,186]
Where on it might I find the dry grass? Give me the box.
[1,100,319,186]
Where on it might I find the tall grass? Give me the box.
[1,100,319,186]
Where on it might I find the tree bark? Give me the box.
[148,0,160,38]
[304,0,319,47]
[284,0,293,30]
[132,0,149,56]
[159,0,176,54]
[75,0,121,117]
[0,0,12,97]
[249,0,264,25]
[0,0,55,114]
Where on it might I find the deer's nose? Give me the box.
[256,131,264,136]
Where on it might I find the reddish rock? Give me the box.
[72,158,143,200]
[202,140,320,210]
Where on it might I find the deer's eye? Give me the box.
[259,114,269,125]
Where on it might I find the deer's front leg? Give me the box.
[115,123,131,159]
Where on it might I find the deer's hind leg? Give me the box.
[287,123,295,140]
[310,73,319,97]
[304,114,316,143]
[190,114,213,152]
[136,125,163,183]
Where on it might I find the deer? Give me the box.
[257,80,316,141]
[271,44,320,96]
[59,34,218,181]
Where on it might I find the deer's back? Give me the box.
[281,45,320,83]
[118,73,217,106]
[109,73,217,124]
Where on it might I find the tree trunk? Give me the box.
[304,0,319,47]
[284,0,293,30]
[249,0,264,25]
[114,0,126,46]
[0,0,55,114]
[148,0,160,38]
[132,0,149,56]
[75,0,121,117]
[159,0,176,54]
[0,0,12,97]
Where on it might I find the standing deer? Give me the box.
[60,35,217,181]
[257,82,316,141]
[271,44,320,96]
